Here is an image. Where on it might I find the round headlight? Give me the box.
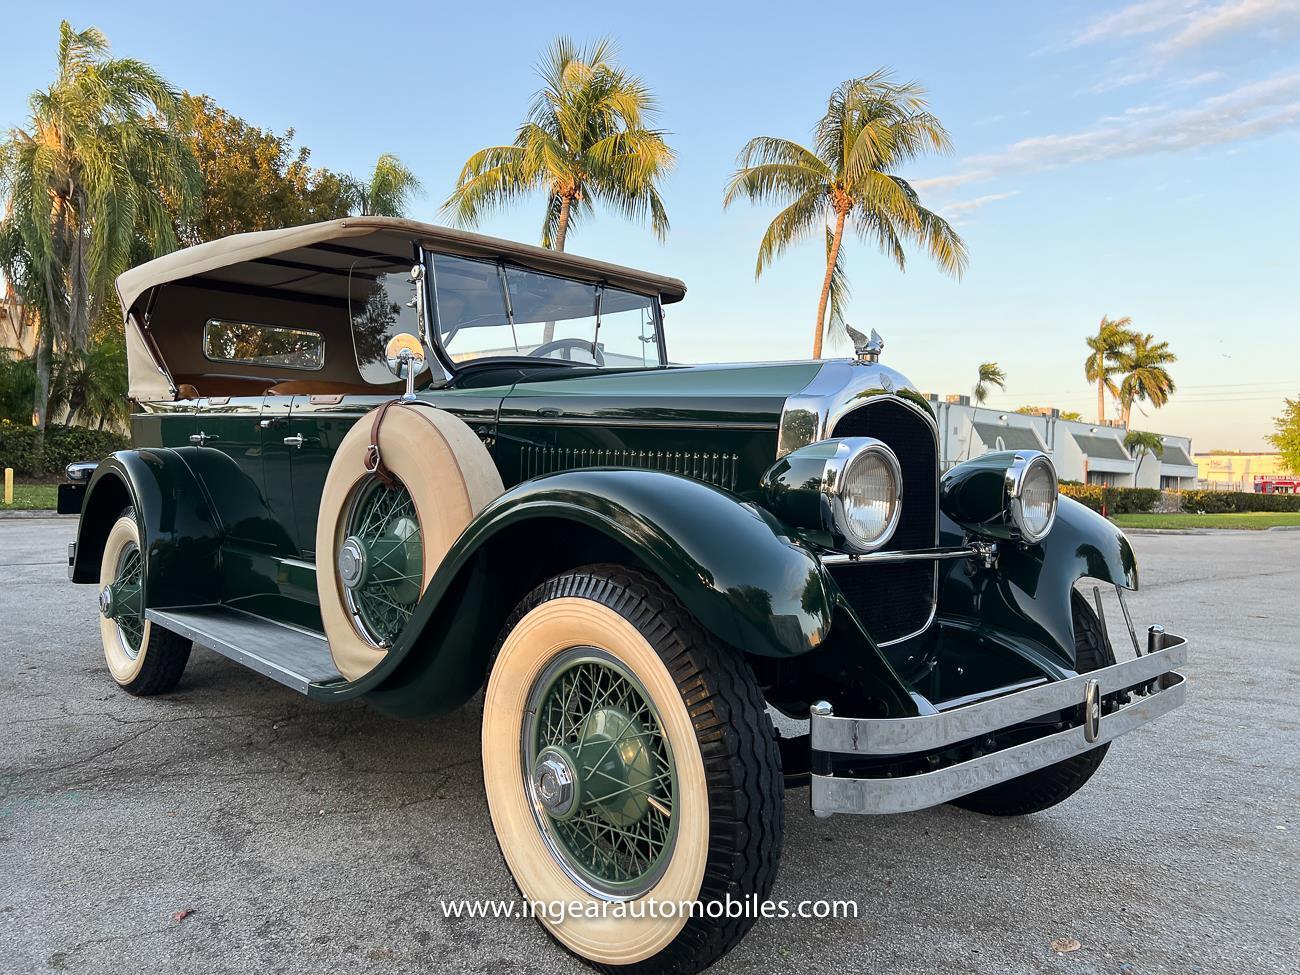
[834,442,903,552]
[1009,454,1058,543]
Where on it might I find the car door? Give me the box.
[187,394,295,554]
[280,389,507,563]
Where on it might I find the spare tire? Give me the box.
[316,403,503,681]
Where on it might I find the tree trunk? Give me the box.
[68,189,91,352]
[542,195,573,344]
[813,210,847,359]
[1096,374,1106,424]
[554,195,571,253]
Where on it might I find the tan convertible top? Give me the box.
[116,217,687,401]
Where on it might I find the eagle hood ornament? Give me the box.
[846,325,884,363]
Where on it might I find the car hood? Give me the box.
[498,361,827,428]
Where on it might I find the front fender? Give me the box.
[322,469,837,708]
[938,495,1138,670]
[71,450,222,608]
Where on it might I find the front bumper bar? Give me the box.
[809,626,1188,816]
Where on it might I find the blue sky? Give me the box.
[4,1,1298,450]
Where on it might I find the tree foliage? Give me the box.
[1116,332,1176,426]
[973,361,1006,405]
[1123,429,1165,465]
[445,37,674,253]
[1268,397,1300,474]
[0,20,199,434]
[177,94,351,243]
[725,70,966,358]
[1083,315,1134,424]
[344,153,422,218]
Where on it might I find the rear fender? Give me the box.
[71,450,222,608]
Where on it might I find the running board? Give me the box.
[146,606,343,693]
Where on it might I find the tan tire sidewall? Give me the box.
[482,597,710,966]
[316,404,503,681]
[99,514,150,685]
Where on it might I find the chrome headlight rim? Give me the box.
[1005,451,1058,544]
[822,438,904,554]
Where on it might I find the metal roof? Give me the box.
[973,422,1045,452]
[1072,431,1131,462]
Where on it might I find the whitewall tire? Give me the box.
[483,566,783,974]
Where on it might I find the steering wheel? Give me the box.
[529,338,605,366]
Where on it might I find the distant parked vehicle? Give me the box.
[1255,474,1298,494]
[61,217,1188,973]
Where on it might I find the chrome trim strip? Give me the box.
[500,415,776,431]
[777,359,933,459]
[810,670,1186,815]
[810,633,1187,756]
[820,545,975,565]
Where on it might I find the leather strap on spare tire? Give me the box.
[364,398,402,489]
[317,403,504,682]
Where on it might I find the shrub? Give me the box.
[1059,484,1159,514]
[1179,489,1300,513]
[0,421,129,478]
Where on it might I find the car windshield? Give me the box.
[430,253,662,368]
[347,258,424,385]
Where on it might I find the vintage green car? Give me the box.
[65,217,1187,973]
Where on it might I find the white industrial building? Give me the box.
[927,395,1197,489]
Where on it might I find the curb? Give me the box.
[0,510,73,520]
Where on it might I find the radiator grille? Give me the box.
[828,398,939,644]
[519,445,741,490]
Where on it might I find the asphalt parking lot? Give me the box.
[1,518,1296,975]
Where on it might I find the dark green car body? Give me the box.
[67,217,1142,742]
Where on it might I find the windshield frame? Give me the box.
[420,247,667,374]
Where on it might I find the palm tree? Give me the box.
[345,153,422,217]
[1117,333,1176,426]
[0,20,199,436]
[1123,429,1165,467]
[444,37,674,254]
[1083,315,1135,424]
[47,334,128,429]
[972,362,1006,405]
[724,71,967,359]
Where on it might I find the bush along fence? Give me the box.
[1061,483,1300,515]
[0,420,129,478]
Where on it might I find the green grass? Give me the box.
[0,483,58,511]
[1111,511,1300,530]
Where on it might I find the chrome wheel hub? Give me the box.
[338,536,367,590]
[532,746,579,820]
[98,585,115,619]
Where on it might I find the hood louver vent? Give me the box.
[519,445,741,491]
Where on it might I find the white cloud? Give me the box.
[1087,69,1160,93]
[1171,70,1228,85]
[917,72,1300,192]
[1159,0,1300,51]
[1071,0,1300,52]
[1070,0,1199,47]
[941,191,1021,219]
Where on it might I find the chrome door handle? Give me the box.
[189,432,218,446]
[283,434,305,448]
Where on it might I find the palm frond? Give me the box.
[752,189,827,279]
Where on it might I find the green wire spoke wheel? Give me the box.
[103,542,145,658]
[523,647,679,899]
[339,476,424,648]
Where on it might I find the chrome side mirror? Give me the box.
[385,332,428,401]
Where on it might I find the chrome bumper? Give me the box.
[809,626,1188,816]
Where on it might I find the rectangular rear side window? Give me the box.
[203,319,324,370]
